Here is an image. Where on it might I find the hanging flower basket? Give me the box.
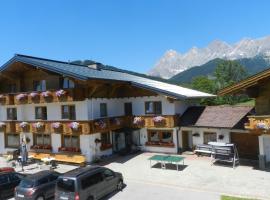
[32,122,45,131]
[256,122,269,130]
[94,120,107,129]
[68,122,80,130]
[133,117,145,126]
[16,93,27,103]
[19,122,29,132]
[153,116,166,127]
[41,91,53,101]
[55,89,67,98]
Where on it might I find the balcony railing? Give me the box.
[0,88,86,105]
[244,115,270,134]
[1,115,179,135]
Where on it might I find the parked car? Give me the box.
[0,167,15,173]
[0,171,25,199]
[55,166,124,200]
[15,170,60,200]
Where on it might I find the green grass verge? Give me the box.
[221,195,258,200]
[235,99,255,106]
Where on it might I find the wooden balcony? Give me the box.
[131,115,179,128]
[0,94,14,105]
[244,115,270,134]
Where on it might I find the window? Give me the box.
[100,103,107,117]
[37,177,48,186]
[147,130,173,144]
[81,173,103,190]
[5,133,20,148]
[63,77,75,89]
[33,80,46,91]
[7,84,16,93]
[34,133,51,145]
[204,132,217,144]
[35,107,47,120]
[61,105,76,120]
[48,173,59,182]
[103,169,114,179]
[57,178,75,192]
[124,102,132,116]
[9,173,20,182]
[7,108,17,120]
[63,135,79,148]
[101,132,111,145]
[0,174,8,184]
[145,101,162,114]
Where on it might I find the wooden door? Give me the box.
[231,132,259,160]
[182,131,189,151]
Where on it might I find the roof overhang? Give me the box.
[218,67,270,96]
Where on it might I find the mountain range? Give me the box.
[148,36,270,79]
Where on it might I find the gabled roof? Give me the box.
[193,106,254,129]
[0,54,215,100]
[218,67,270,95]
[180,106,206,126]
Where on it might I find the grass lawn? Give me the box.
[221,195,258,200]
[235,99,255,106]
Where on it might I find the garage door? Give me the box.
[231,132,259,160]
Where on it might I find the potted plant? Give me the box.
[15,93,27,104]
[32,122,45,131]
[218,134,224,140]
[51,122,62,132]
[41,91,53,102]
[94,120,106,130]
[19,122,29,131]
[55,89,67,101]
[133,117,145,126]
[152,116,166,126]
[29,92,40,103]
[68,122,80,131]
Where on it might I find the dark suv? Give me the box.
[55,166,124,200]
[0,171,25,199]
[15,170,60,200]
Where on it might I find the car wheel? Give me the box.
[36,196,45,200]
[117,180,124,191]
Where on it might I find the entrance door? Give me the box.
[231,132,259,160]
[112,132,126,153]
[182,131,190,151]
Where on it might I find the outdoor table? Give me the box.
[41,157,55,164]
[148,155,185,171]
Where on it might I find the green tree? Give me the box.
[191,76,215,93]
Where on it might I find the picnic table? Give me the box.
[148,155,185,171]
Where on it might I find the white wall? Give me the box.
[51,133,61,153]
[179,127,231,148]
[139,128,178,154]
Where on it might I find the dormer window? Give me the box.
[63,78,75,89]
[33,80,46,91]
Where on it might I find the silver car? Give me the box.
[15,170,60,200]
[55,166,124,200]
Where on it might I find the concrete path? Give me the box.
[104,179,220,200]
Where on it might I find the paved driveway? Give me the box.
[103,153,270,200]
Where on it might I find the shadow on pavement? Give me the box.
[151,163,188,171]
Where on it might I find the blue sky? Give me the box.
[0,0,270,73]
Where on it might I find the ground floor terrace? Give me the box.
[3,153,270,200]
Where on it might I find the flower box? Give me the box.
[41,91,53,102]
[58,147,81,153]
[51,122,63,132]
[94,120,107,130]
[29,92,40,103]
[68,122,81,133]
[0,122,6,132]
[19,122,29,132]
[15,94,28,104]
[100,143,112,151]
[152,116,166,127]
[31,144,52,151]
[55,89,67,101]
[32,122,45,132]
[133,117,145,127]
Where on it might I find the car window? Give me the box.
[37,177,49,185]
[81,172,103,190]
[103,169,114,178]
[48,174,59,182]
[19,179,35,188]
[0,174,9,184]
[57,178,75,192]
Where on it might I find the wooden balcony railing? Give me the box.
[244,115,270,134]
[1,88,87,105]
[1,115,179,135]
[0,94,14,105]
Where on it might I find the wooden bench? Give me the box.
[194,144,213,156]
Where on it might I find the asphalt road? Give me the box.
[102,179,220,200]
